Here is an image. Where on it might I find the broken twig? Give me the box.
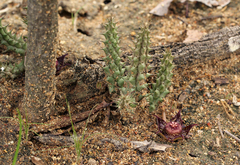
[216,114,224,138]
[224,130,240,143]
[220,99,236,120]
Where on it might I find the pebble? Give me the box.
[130,31,136,36]
[206,92,211,98]
[235,151,240,159]
[88,158,98,165]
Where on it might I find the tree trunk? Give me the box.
[24,0,58,122]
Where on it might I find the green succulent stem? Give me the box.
[148,49,174,112]
[102,18,125,94]
[102,18,175,113]
[0,19,26,56]
[126,25,151,102]
[0,18,26,78]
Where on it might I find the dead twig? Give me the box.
[224,130,240,143]
[200,15,223,21]
[216,114,224,138]
[103,105,111,127]
[0,7,9,15]
[30,100,112,134]
[220,99,236,120]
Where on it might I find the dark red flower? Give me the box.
[56,53,69,74]
[154,110,197,142]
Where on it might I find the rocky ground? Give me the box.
[0,0,240,164]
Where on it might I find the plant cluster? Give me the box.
[102,18,174,112]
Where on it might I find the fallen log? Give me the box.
[123,26,240,68]
[29,101,112,135]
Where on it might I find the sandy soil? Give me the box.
[0,0,240,164]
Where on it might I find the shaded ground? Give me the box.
[0,0,240,164]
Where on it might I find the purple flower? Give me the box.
[154,110,197,142]
[56,53,68,74]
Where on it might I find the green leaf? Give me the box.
[117,78,124,88]
[137,84,146,91]
[129,76,135,85]
[149,105,156,113]
[103,66,110,75]
[130,103,137,108]
[146,73,151,78]
[107,76,115,85]
[137,74,145,81]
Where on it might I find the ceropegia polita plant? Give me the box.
[102,18,125,94]
[126,23,151,102]
[102,18,135,112]
[0,18,26,78]
[148,49,174,112]
[102,18,175,113]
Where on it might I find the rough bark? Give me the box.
[122,26,240,69]
[24,0,58,122]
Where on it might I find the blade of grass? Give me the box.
[72,7,84,32]
[66,99,129,162]
[24,108,29,141]
[12,108,23,165]
[66,98,98,161]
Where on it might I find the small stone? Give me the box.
[88,158,98,165]
[208,151,216,156]
[213,77,229,85]
[60,40,66,44]
[130,31,136,36]
[206,92,211,98]
[235,151,240,158]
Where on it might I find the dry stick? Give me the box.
[103,106,111,127]
[220,99,236,120]
[0,7,8,15]
[162,106,166,122]
[73,12,78,33]
[216,137,221,147]
[224,130,240,143]
[216,114,224,138]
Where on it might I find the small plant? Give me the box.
[154,109,198,142]
[102,18,125,94]
[0,18,26,78]
[102,18,174,112]
[148,49,174,112]
[71,7,84,32]
[67,99,83,161]
[66,99,99,161]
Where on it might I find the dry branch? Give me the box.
[29,101,111,135]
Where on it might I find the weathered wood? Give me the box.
[29,101,111,135]
[123,26,240,68]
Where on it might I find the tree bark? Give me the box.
[24,0,58,122]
